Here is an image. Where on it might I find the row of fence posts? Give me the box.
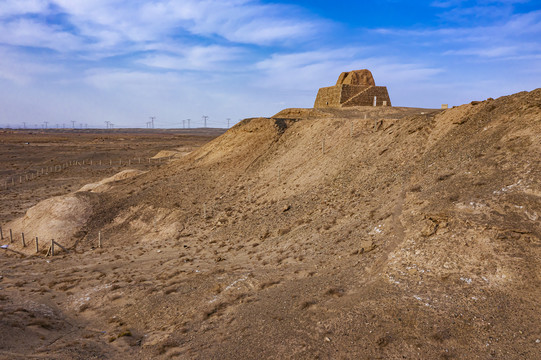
[2,155,174,191]
[0,227,102,257]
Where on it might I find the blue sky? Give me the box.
[0,0,540,129]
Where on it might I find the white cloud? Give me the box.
[45,0,322,51]
[0,18,81,52]
[444,45,519,57]
[373,10,541,60]
[138,45,245,71]
[0,0,50,17]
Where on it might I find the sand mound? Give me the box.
[5,192,99,253]
[79,88,541,357]
[151,150,179,159]
[78,169,146,193]
[272,108,332,119]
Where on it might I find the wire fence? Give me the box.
[1,155,176,191]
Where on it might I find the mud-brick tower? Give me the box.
[314,69,391,108]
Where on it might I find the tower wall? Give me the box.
[313,69,392,108]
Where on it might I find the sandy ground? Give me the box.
[1,91,541,359]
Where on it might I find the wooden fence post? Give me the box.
[9,229,13,243]
[0,227,3,240]
[35,237,39,253]
[21,232,25,247]
[52,240,68,253]
[98,231,102,248]
[51,240,54,256]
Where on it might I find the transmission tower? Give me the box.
[202,115,208,128]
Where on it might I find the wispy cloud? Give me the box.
[0,0,50,17]
[138,45,246,72]
[374,10,541,59]
[0,0,324,54]
[0,18,81,52]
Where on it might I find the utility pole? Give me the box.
[44,121,48,129]
[188,119,191,128]
[227,118,230,128]
[71,120,76,129]
[105,121,110,129]
[22,122,26,129]
[202,115,208,128]
[182,119,185,129]
[149,116,155,129]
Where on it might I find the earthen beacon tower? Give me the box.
[314,69,391,108]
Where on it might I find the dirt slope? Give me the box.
[1,90,541,359]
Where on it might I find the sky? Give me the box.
[0,0,540,129]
